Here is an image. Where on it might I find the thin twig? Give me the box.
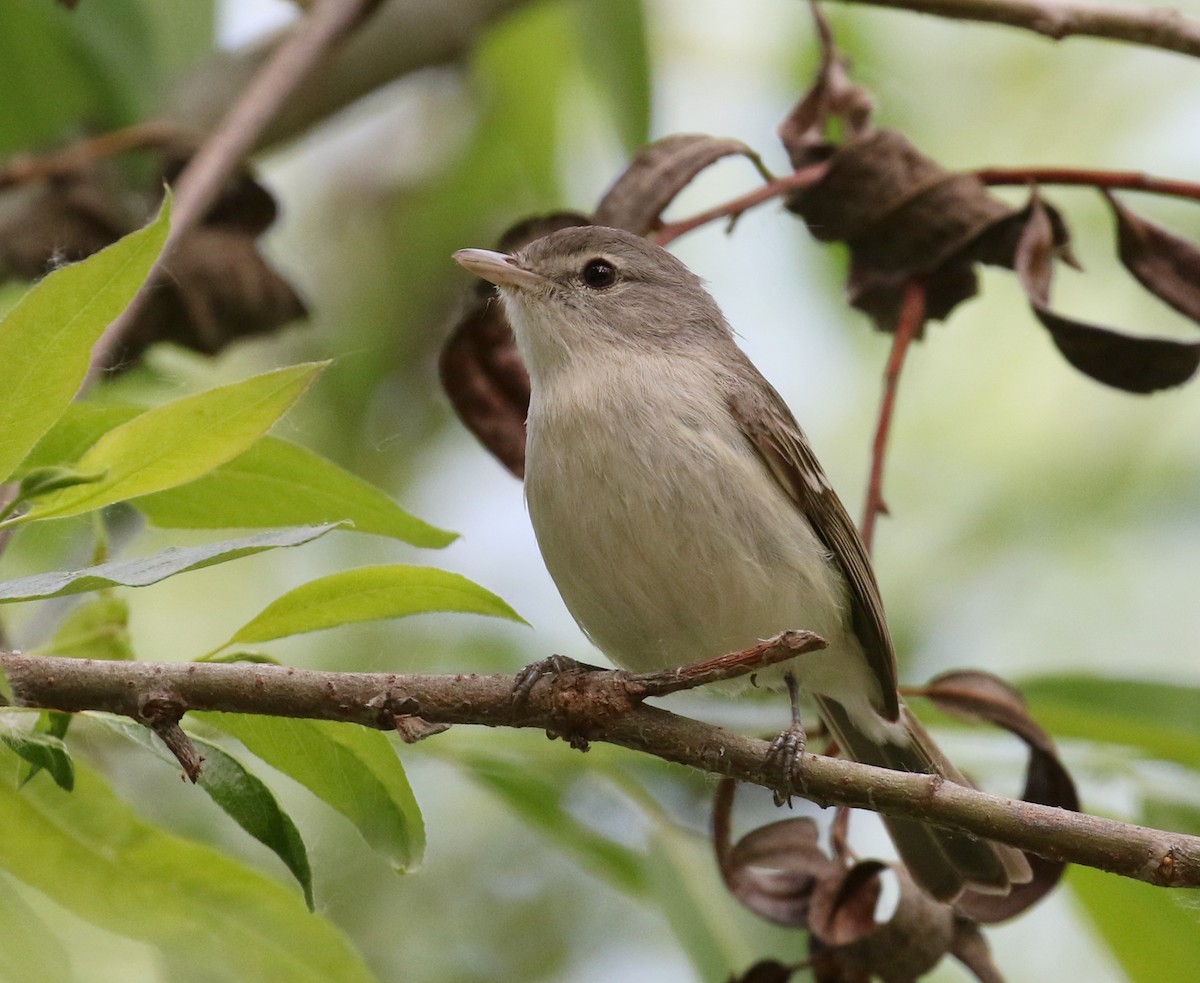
[976,166,1200,201]
[826,0,1200,59]
[861,279,926,553]
[653,163,830,247]
[3,650,1198,889]
[0,122,199,192]
[86,0,372,379]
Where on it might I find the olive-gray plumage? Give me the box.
[453,226,1030,901]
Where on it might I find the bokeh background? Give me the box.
[2,1,1199,980]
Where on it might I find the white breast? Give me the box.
[523,353,870,708]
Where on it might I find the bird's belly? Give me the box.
[525,413,852,679]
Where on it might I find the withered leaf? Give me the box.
[727,960,796,983]
[1016,195,1200,393]
[948,920,1006,983]
[0,173,131,281]
[1105,190,1200,323]
[783,128,1052,333]
[713,777,837,927]
[440,211,591,478]
[593,134,766,236]
[918,669,1079,924]
[777,0,874,171]
[103,223,306,372]
[809,863,957,983]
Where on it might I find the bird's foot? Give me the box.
[511,654,598,707]
[766,722,807,806]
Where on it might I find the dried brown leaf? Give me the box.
[0,174,131,281]
[949,920,1006,983]
[439,212,591,478]
[727,960,797,983]
[720,818,835,926]
[778,1,874,170]
[810,864,957,983]
[593,134,766,236]
[1016,196,1200,393]
[917,669,1079,923]
[1105,190,1200,323]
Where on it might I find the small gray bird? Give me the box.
[453,226,1030,901]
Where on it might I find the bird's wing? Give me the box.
[726,370,900,720]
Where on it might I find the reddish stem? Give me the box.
[652,162,831,247]
[861,279,926,554]
[975,166,1200,202]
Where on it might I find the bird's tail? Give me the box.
[814,696,1032,902]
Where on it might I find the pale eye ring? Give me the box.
[581,258,617,289]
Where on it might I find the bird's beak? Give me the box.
[453,248,544,288]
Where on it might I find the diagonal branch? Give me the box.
[825,0,1200,59]
[87,0,374,379]
[3,650,1198,891]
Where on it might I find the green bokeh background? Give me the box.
[2,1,1199,980]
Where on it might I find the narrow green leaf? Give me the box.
[101,717,314,910]
[0,200,169,481]
[1022,675,1200,770]
[0,723,74,791]
[202,714,424,871]
[14,465,107,505]
[0,748,381,983]
[134,435,455,547]
[17,711,72,787]
[196,650,283,666]
[1069,865,1200,983]
[17,402,142,474]
[0,524,339,603]
[226,565,524,646]
[16,362,326,523]
[36,595,134,660]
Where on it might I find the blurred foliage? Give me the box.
[1,1,1200,983]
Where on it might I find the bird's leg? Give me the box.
[766,671,808,805]
[511,654,603,706]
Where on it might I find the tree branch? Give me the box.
[825,0,1200,59]
[4,651,1197,890]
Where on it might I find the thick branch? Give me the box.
[826,0,1200,59]
[3,652,1197,890]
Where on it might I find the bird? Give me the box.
[453,225,1031,901]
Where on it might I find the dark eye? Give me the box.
[581,258,617,289]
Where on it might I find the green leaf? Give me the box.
[36,595,134,660]
[225,565,524,646]
[134,435,455,547]
[0,200,169,482]
[17,711,72,787]
[1021,675,1200,769]
[0,722,74,791]
[201,714,424,871]
[100,716,314,910]
[17,402,141,474]
[0,747,381,983]
[0,524,340,603]
[195,650,283,666]
[1068,865,1200,983]
[15,362,326,523]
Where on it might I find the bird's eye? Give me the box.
[581,258,617,289]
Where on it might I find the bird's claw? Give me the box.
[511,654,590,707]
[766,723,807,806]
